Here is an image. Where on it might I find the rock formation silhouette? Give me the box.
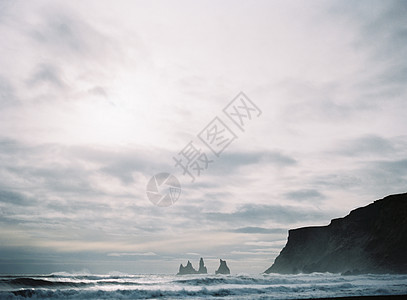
[177,260,197,275]
[215,259,230,274]
[197,257,207,274]
[265,192,407,274]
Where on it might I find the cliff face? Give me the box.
[265,193,407,274]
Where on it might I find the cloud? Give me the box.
[363,159,407,192]
[0,189,32,206]
[280,79,355,122]
[232,227,287,234]
[0,138,166,196]
[0,76,17,108]
[70,145,173,184]
[284,189,325,201]
[245,241,286,247]
[210,150,297,175]
[88,86,108,98]
[332,1,407,105]
[357,0,407,61]
[28,7,119,62]
[27,64,66,89]
[107,252,156,257]
[230,250,274,256]
[334,135,394,157]
[310,156,407,200]
[205,204,329,226]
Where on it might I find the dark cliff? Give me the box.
[265,193,407,274]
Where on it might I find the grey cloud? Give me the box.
[0,137,22,153]
[205,204,330,226]
[211,150,297,174]
[45,200,110,217]
[0,140,97,196]
[101,160,150,184]
[71,146,172,184]
[334,135,394,157]
[232,227,287,234]
[0,76,17,108]
[280,79,357,122]
[284,189,325,201]
[27,64,66,89]
[335,1,407,102]
[353,66,407,108]
[311,158,407,196]
[0,138,57,166]
[26,7,125,67]
[330,1,407,58]
[162,191,331,232]
[262,151,297,166]
[358,1,407,60]
[309,135,407,197]
[201,191,232,201]
[0,138,167,193]
[352,158,407,196]
[73,147,293,188]
[375,158,407,171]
[283,1,407,123]
[88,86,108,98]
[30,13,96,56]
[219,152,264,165]
[0,3,133,110]
[367,159,407,184]
[313,174,363,190]
[15,166,96,195]
[0,189,32,206]
[0,139,115,198]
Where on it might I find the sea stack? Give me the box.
[177,260,197,275]
[197,257,207,274]
[265,193,407,274]
[215,259,230,274]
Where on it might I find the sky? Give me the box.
[0,0,406,274]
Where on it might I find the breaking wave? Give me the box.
[0,273,406,299]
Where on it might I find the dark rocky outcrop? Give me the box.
[198,257,207,274]
[177,260,197,275]
[265,193,407,274]
[215,259,230,274]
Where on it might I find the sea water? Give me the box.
[0,272,406,299]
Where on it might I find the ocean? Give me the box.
[0,272,406,299]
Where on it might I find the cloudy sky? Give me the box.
[0,0,406,274]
